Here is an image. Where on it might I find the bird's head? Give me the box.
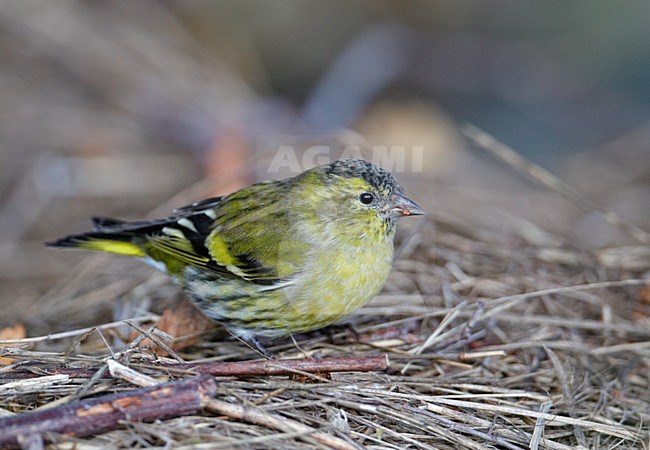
[301,159,424,234]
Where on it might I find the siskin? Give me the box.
[48,159,424,355]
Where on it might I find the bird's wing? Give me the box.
[49,180,308,286]
[202,180,309,284]
[151,182,307,285]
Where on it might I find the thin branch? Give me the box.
[0,315,159,345]
[0,376,218,449]
[0,355,390,380]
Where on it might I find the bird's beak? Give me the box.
[383,191,425,218]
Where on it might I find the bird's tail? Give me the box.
[46,216,146,257]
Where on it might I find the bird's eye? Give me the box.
[359,192,374,205]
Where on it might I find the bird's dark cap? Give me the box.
[323,159,399,194]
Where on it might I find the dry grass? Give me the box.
[2,176,649,448]
[2,131,650,449]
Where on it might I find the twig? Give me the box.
[0,315,159,345]
[176,355,390,376]
[458,350,507,360]
[106,359,158,387]
[0,375,69,395]
[0,355,390,380]
[0,376,218,449]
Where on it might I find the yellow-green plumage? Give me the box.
[47,159,423,355]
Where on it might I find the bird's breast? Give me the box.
[286,235,394,329]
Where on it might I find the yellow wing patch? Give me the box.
[206,233,238,267]
[75,239,145,257]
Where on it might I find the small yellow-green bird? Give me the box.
[48,159,423,355]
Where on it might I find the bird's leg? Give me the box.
[289,333,311,359]
[241,335,273,359]
[326,323,361,344]
[346,323,361,343]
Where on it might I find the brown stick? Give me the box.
[175,354,389,376]
[0,376,218,449]
[0,355,389,380]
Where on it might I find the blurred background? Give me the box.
[1,1,649,330]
